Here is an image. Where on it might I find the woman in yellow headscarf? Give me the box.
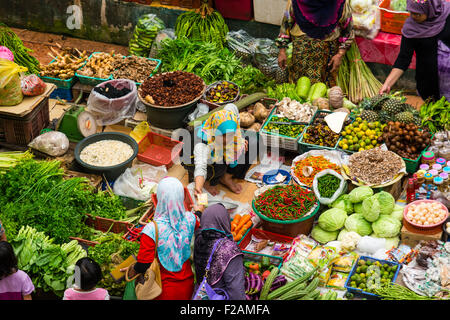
[183,104,250,196]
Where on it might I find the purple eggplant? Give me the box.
[270,275,287,291]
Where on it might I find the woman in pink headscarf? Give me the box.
[380,0,450,101]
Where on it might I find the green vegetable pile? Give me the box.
[420,96,450,133]
[9,226,87,296]
[263,116,306,138]
[0,23,40,74]
[0,159,127,244]
[317,174,341,198]
[374,283,446,300]
[349,259,398,294]
[129,14,165,57]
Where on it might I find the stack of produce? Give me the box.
[240,101,273,132]
[311,186,403,247]
[346,147,405,185]
[112,55,159,84]
[174,0,228,50]
[348,259,399,294]
[338,117,385,152]
[205,81,239,104]
[339,43,382,104]
[39,47,88,80]
[419,96,450,133]
[275,97,316,123]
[404,201,448,227]
[302,118,340,148]
[139,71,204,107]
[244,259,289,300]
[293,155,341,187]
[263,116,306,138]
[10,226,87,296]
[0,159,128,243]
[266,77,328,104]
[0,23,40,74]
[129,14,165,57]
[352,92,422,125]
[381,121,432,160]
[254,185,317,221]
[77,52,124,79]
[231,213,252,242]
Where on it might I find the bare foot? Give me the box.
[220,175,242,194]
[204,181,219,196]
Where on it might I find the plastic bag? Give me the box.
[226,30,257,66]
[352,5,380,40]
[438,40,450,101]
[149,28,176,58]
[86,79,137,126]
[188,103,210,122]
[130,121,151,143]
[28,131,69,156]
[356,236,386,255]
[253,38,288,83]
[113,163,167,201]
[129,14,165,57]
[21,74,46,96]
[312,169,347,205]
[0,58,27,106]
[0,46,14,61]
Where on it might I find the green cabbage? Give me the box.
[344,213,372,236]
[361,195,380,222]
[318,208,348,231]
[390,208,404,222]
[311,225,339,244]
[374,191,395,215]
[372,215,402,238]
[330,194,354,213]
[353,202,363,214]
[348,186,374,203]
[384,236,400,250]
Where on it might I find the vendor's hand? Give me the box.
[194,186,203,198]
[328,52,344,73]
[278,49,287,70]
[121,266,137,278]
[379,82,391,95]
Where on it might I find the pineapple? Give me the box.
[361,110,379,122]
[366,94,390,111]
[381,98,406,115]
[395,111,415,123]
[378,110,393,124]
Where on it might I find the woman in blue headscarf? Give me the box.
[123,177,202,300]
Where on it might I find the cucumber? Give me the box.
[296,76,311,100]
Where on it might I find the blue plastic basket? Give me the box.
[50,87,73,101]
[344,256,401,299]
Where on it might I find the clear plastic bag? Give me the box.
[0,46,14,61]
[253,38,288,83]
[149,28,176,58]
[357,236,386,255]
[86,79,137,126]
[129,14,165,57]
[352,5,380,40]
[312,169,347,205]
[21,74,46,96]
[188,103,210,122]
[226,30,258,66]
[113,163,167,201]
[28,131,69,156]
[0,59,27,106]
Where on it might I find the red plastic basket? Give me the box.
[137,131,184,168]
[69,236,99,247]
[151,187,194,212]
[84,213,133,234]
[378,0,410,35]
[239,228,293,256]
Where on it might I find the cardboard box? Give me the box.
[400,220,443,248]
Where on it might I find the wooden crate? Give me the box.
[400,220,443,248]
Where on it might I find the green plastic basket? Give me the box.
[39,57,87,89]
[260,107,307,152]
[243,251,283,270]
[76,52,114,86]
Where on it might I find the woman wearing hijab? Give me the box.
[183,104,251,197]
[380,0,450,101]
[276,0,355,86]
[123,177,201,300]
[193,204,245,300]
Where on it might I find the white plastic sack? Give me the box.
[188,103,209,122]
[86,79,137,126]
[28,131,69,156]
[312,169,347,205]
[113,163,167,201]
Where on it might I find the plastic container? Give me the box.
[403,199,449,229]
[434,176,445,192]
[0,95,50,146]
[436,158,447,167]
[74,132,139,181]
[344,256,401,298]
[444,167,450,174]
[75,52,115,86]
[424,173,433,184]
[239,228,293,259]
[84,213,134,234]
[252,198,320,238]
[151,186,194,212]
[378,0,410,35]
[422,151,435,166]
[39,58,80,89]
[50,87,73,101]
[432,163,443,173]
[137,131,184,168]
[429,169,439,177]
[214,0,254,21]
[419,164,430,171]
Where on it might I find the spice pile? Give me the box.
[112,55,159,83]
[293,155,340,187]
[139,71,204,107]
[77,52,124,79]
[254,185,317,221]
[347,147,404,185]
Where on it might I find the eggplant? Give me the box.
[245,275,250,293]
[270,275,287,291]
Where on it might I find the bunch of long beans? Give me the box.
[342,43,382,104]
[0,23,40,74]
[374,283,447,300]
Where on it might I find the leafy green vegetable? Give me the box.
[318,208,347,232]
[374,191,395,215]
[330,194,354,214]
[344,213,373,236]
[348,186,374,203]
[311,225,339,244]
[353,202,363,214]
[372,215,402,238]
[361,195,380,222]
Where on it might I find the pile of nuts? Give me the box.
[139,71,205,107]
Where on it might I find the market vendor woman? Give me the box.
[380,0,450,101]
[183,105,251,196]
[276,0,355,86]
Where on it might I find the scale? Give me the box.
[56,104,97,142]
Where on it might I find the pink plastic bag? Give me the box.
[21,74,47,96]
[0,46,14,62]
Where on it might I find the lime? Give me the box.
[359,147,364,152]
[371,140,377,146]
[360,141,366,147]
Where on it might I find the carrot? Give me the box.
[231,222,238,232]
[235,228,247,241]
[244,220,252,229]
[232,214,242,224]
[235,214,251,231]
